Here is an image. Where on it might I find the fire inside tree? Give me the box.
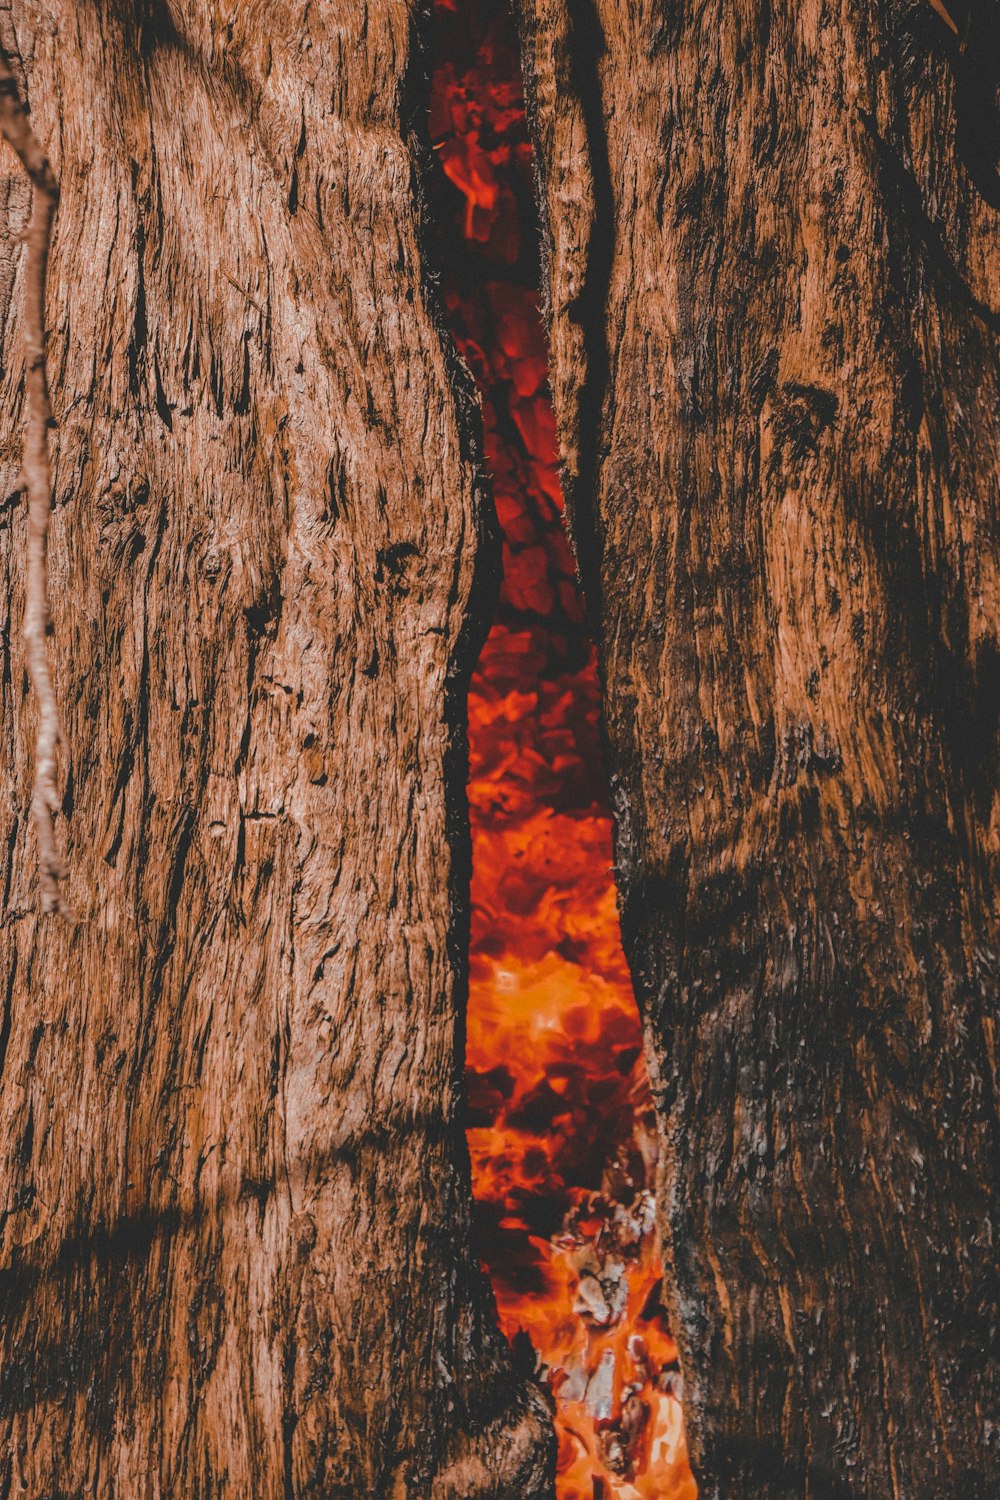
[429,5,695,1495]
[0,4,993,1497]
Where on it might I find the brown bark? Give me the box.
[519,1,1000,1496]
[0,3,552,1495]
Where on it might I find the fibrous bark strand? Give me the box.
[0,42,63,915]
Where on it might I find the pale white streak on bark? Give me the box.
[0,44,64,914]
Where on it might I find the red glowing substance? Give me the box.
[430,6,696,1495]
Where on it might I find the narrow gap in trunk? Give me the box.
[427,5,696,1495]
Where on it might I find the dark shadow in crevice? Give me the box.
[926,0,1000,209]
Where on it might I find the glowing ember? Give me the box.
[430,5,696,1495]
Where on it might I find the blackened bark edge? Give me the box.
[519,0,1000,1495]
[0,3,553,1495]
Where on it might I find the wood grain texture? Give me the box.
[0,2,552,1494]
[518,0,1000,1494]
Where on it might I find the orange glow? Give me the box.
[431,6,696,1495]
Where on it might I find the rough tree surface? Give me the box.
[519,0,999,1495]
[0,3,551,1495]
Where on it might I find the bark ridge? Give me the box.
[519,0,1000,1495]
[0,3,552,1495]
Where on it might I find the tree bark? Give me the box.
[0,3,552,1495]
[519,1,1000,1496]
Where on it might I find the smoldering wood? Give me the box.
[518,0,1000,1495]
[0,3,552,1495]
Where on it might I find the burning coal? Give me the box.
[430,4,696,1496]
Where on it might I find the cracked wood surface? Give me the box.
[0,3,552,1495]
[519,0,1000,1495]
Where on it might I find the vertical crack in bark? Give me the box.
[406,9,556,1495]
[0,44,64,914]
[428,5,695,1493]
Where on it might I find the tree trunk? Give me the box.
[519,1,1000,1496]
[0,3,552,1495]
